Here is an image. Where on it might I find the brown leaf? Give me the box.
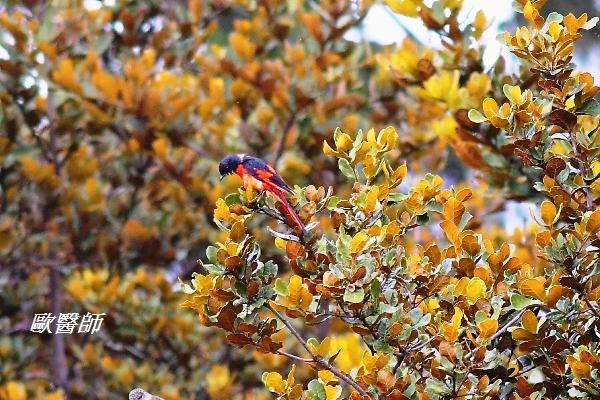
[226,333,253,347]
[549,108,577,130]
[546,157,566,178]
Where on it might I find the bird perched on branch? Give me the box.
[219,154,304,231]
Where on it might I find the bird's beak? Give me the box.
[220,175,225,181]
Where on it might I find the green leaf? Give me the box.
[576,98,600,116]
[370,279,381,308]
[224,193,242,205]
[202,263,225,275]
[206,246,218,263]
[468,109,487,123]
[416,213,429,225]
[306,379,326,400]
[338,158,355,180]
[510,294,540,310]
[333,126,342,144]
[274,278,288,296]
[474,310,487,325]
[343,287,365,303]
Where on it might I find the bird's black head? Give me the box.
[219,154,243,179]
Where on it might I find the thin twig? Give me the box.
[276,350,314,363]
[272,111,297,165]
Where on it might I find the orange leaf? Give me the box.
[521,309,538,333]
[587,209,600,233]
[540,200,557,226]
[477,318,498,340]
[519,278,546,301]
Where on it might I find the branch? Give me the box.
[465,309,526,361]
[583,297,600,321]
[266,303,371,398]
[47,90,68,391]
[272,110,297,165]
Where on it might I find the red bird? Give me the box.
[219,154,304,230]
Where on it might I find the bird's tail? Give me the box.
[271,189,305,231]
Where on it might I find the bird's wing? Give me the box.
[243,157,293,194]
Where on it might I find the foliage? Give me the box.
[0,0,599,399]
[182,1,600,399]
[0,0,382,398]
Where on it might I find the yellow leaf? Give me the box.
[511,327,536,341]
[325,385,340,400]
[286,365,296,386]
[540,200,557,225]
[567,356,591,379]
[52,58,82,94]
[477,318,498,340]
[391,164,407,184]
[318,370,336,384]
[334,131,353,152]
[548,21,562,41]
[188,0,202,22]
[503,84,524,105]
[349,231,369,254]
[366,128,376,144]
[519,278,546,301]
[318,337,332,357]
[420,70,462,110]
[589,284,600,301]
[206,364,231,398]
[44,390,64,400]
[523,1,543,28]
[309,337,332,357]
[263,371,287,395]
[536,230,552,247]
[587,209,600,233]
[364,186,379,214]
[287,275,303,305]
[274,237,287,250]
[466,277,487,304]
[323,140,339,157]
[300,12,322,40]
[384,0,420,17]
[229,221,245,241]
[229,32,256,60]
[152,137,168,159]
[442,306,463,342]
[473,10,488,37]
[377,126,398,149]
[0,381,26,400]
[214,198,232,222]
[482,97,499,119]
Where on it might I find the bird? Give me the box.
[218,154,304,231]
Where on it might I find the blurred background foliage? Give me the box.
[0,0,597,399]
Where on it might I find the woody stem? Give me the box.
[266,303,371,398]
